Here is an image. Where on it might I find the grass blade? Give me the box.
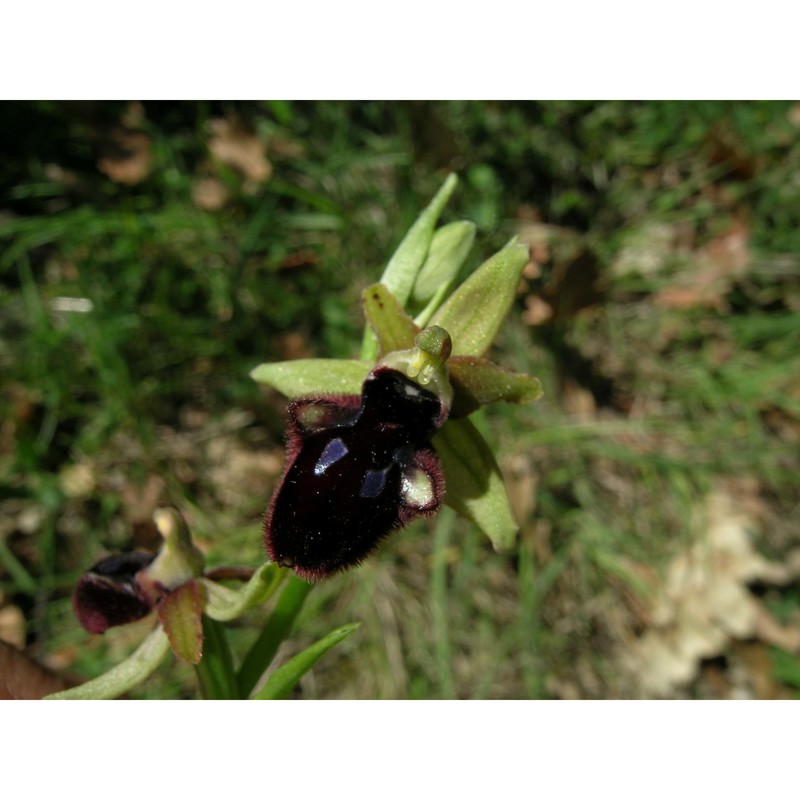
[237,574,313,697]
[252,622,360,700]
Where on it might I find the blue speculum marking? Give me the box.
[360,467,388,498]
[314,436,348,476]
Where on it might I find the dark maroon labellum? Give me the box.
[264,366,447,580]
[73,551,156,634]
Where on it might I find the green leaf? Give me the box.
[45,626,171,700]
[361,283,419,356]
[250,359,371,398]
[429,238,530,357]
[433,417,519,552]
[412,220,476,307]
[252,622,360,700]
[447,356,544,418]
[238,574,313,698]
[361,173,459,360]
[195,616,238,700]
[202,562,284,622]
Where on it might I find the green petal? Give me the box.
[411,220,476,308]
[252,622,360,700]
[433,417,519,553]
[157,580,204,665]
[361,283,419,356]
[45,626,171,700]
[361,173,458,360]
[202,563,285,622]
[429,238,530,357]
[250,359,371,398]
[448,356,543,418]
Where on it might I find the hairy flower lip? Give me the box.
[264,364,447,581]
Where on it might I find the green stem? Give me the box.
[46,626,171,700]
[237,574,314,698]
[195,616,238,699]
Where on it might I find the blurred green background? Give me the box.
[1,100,799,698]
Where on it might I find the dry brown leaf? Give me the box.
[0,605,25,648]
[97,128,152,185]
[43,163,79,188]
[59,462,96,499]
[206,437,283,509]
[120,474,165,525]
[560,377,597,420]
[516,223,603,320]
[0,641,73,700]
[523,296,554,326]
[654,218,750,310]
[618,489,800,697]
[612,222,680,278]
[503,453,538,524]
[192,177,230,211]
[208,118,272,184]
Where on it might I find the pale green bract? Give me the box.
[412,220,476,305]
[360,173,459,361]
[250,359,371,398]
[434,418,520,553]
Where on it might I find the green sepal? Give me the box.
[157,579,204,665]
[202,562,285,622]
[252,622,360,700]
[250,359,371,398]
[411,220,476,307]
[430,238,530,357]
[433,417,519,552]
[447,356,544,418]
[361,173,458,360]
[44,626,172,700]
[361,283,419,356]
